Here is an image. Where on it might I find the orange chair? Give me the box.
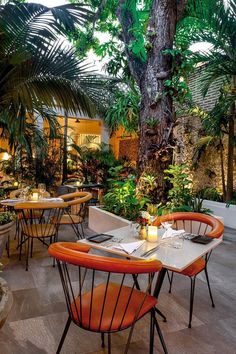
[153,212,224,328]
[58,191,92,239]
[48,242,168,354]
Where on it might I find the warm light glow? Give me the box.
[32,192,39,201]
[2,152,10,161]
[147,226,158,243]
[13,181,19,187]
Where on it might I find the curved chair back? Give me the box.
[60,191,92,215]
[153,212,224,238]
[49,242,162,333]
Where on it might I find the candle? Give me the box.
[13,181,18,187]
[147,226,158,243]
[32,192,39,201]
[76,181,82,186]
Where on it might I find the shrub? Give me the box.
[0,212,15,225]
[197,187,222,202]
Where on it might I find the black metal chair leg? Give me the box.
[167,271,174,293]
[80,222,85,238]
[26,237,30,271]
[56,317,72,354]
[153,310,168,354]
[108,333,111,354]
[189,276,196,328]
[155,307,167,322]
[30,238,33,258]
[204,266,215,308]
[149,311,155,354]
[101,333,105,348]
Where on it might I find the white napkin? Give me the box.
[114,240,145,254]
[162,228,185,239]
[40,198,63,202]
[0,198,24,203]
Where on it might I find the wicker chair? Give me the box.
[58,191,92,239]
[14,202,67,270]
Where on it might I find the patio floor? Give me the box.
[0,223,236,354]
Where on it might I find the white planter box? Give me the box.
[203,200,236,229]
[88,206,130,233]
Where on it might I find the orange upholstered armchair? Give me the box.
[153,212,224,328]
[48,242,168,354]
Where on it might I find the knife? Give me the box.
[140,246,160,257]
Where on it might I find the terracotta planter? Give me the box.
[0,221,14,258]
[0,277,13,329]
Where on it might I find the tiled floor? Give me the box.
[1,224,236,353]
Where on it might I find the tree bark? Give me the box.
[139,0,178,201]
[117,0,186,202]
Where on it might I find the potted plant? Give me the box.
[0,212,15,259]
[0,266,13,329]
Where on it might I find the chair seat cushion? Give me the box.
[180,258,206,277]
[71,282,157,332]
[22,224,57,238]
[58,214,83,225]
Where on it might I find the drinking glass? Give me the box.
[38,183,46,198]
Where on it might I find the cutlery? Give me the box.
[140,246,160,257]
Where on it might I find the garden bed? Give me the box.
[88,206,130,233]
[203,200,236,229]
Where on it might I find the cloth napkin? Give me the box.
[40,198,63,202]
[162,228,185,239]
[114,240,145,254]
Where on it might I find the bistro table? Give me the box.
[0,197,64,208]
[79,225,223,298]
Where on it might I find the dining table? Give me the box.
[78,225,223,298]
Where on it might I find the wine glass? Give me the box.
[38,183,46,199]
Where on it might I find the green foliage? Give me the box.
[103,175,148,220]
[163,48,195,105]
[104,89,140,133]
[70,143,121,187]
[164,164,192,208]
[0,212,15,226]
[197,187,222,202]
[0,1,115,155]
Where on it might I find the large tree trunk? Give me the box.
[138,0,177,201]
[118,0,179,202]
[62,111,68,183]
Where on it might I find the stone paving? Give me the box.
[0,223,236,354]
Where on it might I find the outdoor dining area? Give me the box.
[0,181,235,353]
[1,0,236,353]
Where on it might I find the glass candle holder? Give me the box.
[147,226,158,243]
[32,192,39,201]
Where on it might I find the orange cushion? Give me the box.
[180,258,206,277]
[71,282,157,332]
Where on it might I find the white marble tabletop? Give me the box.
[79,226,223,272]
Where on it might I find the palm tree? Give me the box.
[0,1,113,154]
[177,0,236,201]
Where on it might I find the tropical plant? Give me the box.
[103,175,148,221]
[164,164,193,209]
[0,1,114,155]
[197,187,222,202]
[178,0,236,201]
[70,143,121,187]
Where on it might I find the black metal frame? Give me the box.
[60,202,87,240]
[55,260,168,354]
